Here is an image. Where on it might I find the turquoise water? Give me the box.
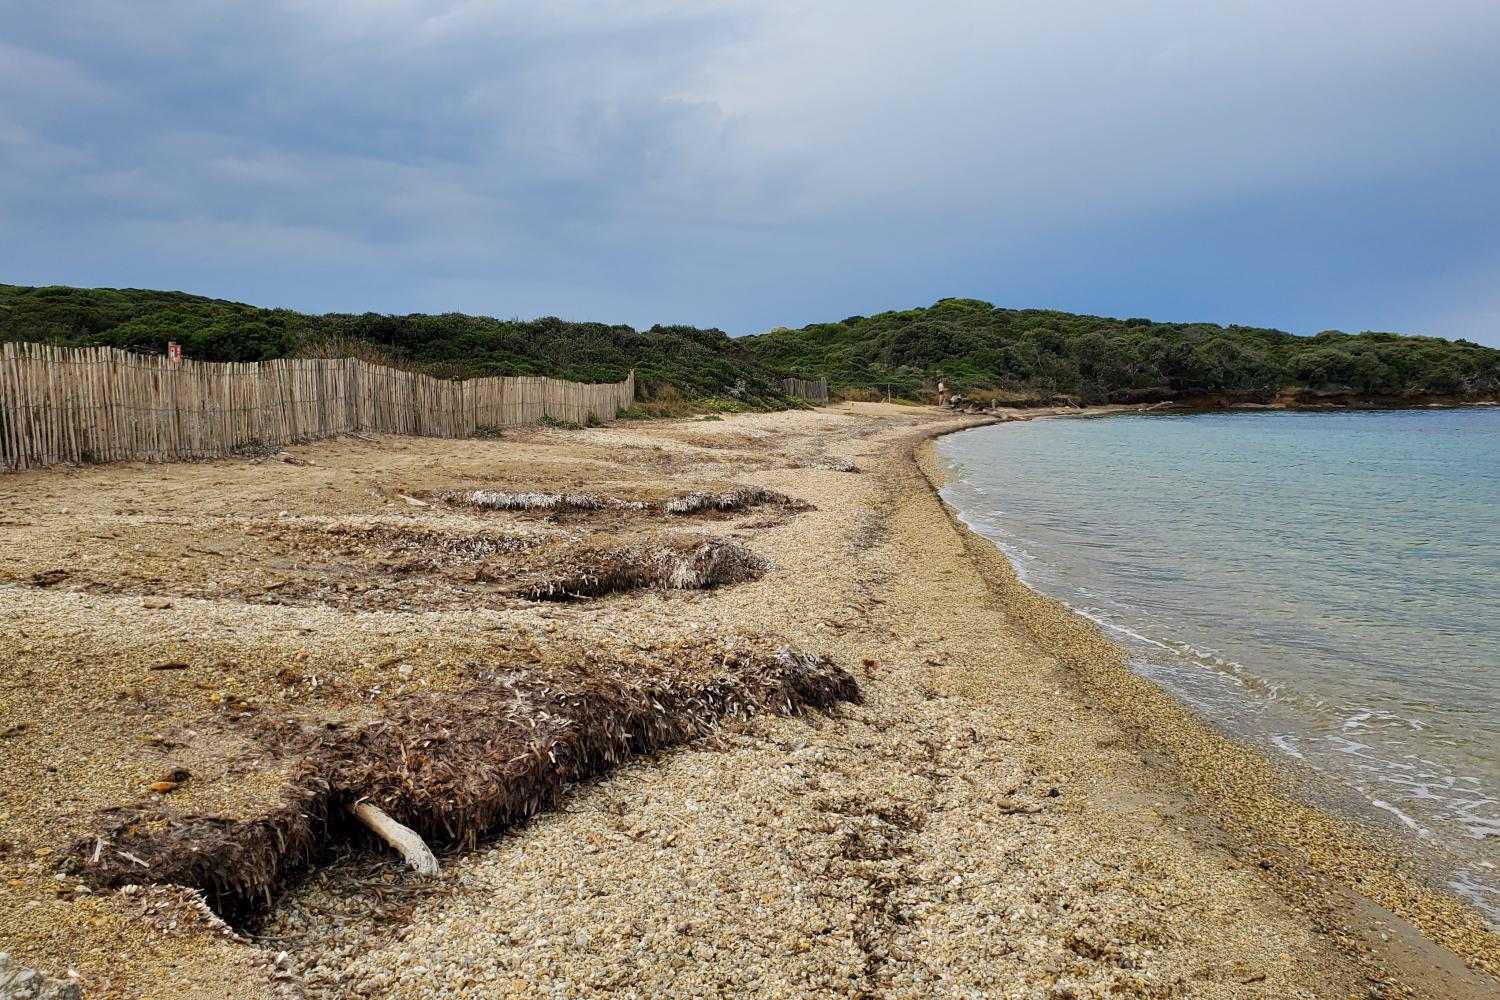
[936,408,1500,918]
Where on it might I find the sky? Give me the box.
[3,1,1499,345]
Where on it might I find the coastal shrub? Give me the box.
[698,396,745,414]
[6,283,1496,407]
[830,386,886,403]
[633,382,698,418]
[742,299,1500,403]
[0,283,788,401]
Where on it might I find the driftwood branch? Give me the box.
[348,800,440,876]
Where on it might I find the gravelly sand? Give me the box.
[2,403,1497,998]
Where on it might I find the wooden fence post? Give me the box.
[0,344,638,471]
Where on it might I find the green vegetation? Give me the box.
[4,284,1496,407]
[697,396,748,414]
[742,298,1500,403]
[0,283,790,407]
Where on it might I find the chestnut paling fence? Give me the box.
[0,342,636,471]
[781,377,828,402]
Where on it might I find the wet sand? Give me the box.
[0,403,1496,998]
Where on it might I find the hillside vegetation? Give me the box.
[4,284,1497,406]
[744,298,1500,403]
[0,284,786,407]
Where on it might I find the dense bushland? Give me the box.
[4,284,1496,405]
[0,284,787,406]
[743,298,1500,402]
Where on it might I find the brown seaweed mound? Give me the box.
[799,457,860,473]
[297,523,539,569]
[443,490,646,512]
[71,645,858,920]
[515,536,769,600]
[661,487,814,515]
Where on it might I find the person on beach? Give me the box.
[937,380,949,406]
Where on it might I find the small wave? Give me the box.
[1368,798,1429,836]
[1449,872,1500,924]
[1269,733,1307,760]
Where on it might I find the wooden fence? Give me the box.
[781,377,829,403]
[0,343,636,471]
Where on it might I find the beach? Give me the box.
[1,403,1496,998]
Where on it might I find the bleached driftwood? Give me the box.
[349,800,440,876]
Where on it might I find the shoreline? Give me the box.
[948,392,1499,413]
[924,407,1500,899]
[2,403,1497,997]
[915,414,1500,990]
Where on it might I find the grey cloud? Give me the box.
[1,1,1497,342]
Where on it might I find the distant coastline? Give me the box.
[955,389,1500,412]
[1147,389,1499,411]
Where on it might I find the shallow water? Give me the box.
[937,408,1500,918]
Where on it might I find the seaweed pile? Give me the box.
[800,457,860,473]
[70,644,858,920]
[285,523,539,571]
[447,490,647,513]
[661,487,814,515]
[438,486,814,519]
[7,521,540,602]
[12,522,771,613]
[514,536,768,601]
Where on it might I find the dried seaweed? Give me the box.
[297,524,539,570]
[75,764,331,921]
[800,457,860,473]
[439,486,814,518]
[24,525,769,614]
[443,490,645,512]
[71,645,858,920]
[326,646,856,850]
[514,536,768,600]
[661,487,814,515]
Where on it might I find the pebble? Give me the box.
[5,406,1468,999]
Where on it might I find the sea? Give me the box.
[935,407,1500,920]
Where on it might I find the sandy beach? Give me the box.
[2,403,1497,999]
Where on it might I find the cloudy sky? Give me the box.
[4,1,1499,344]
